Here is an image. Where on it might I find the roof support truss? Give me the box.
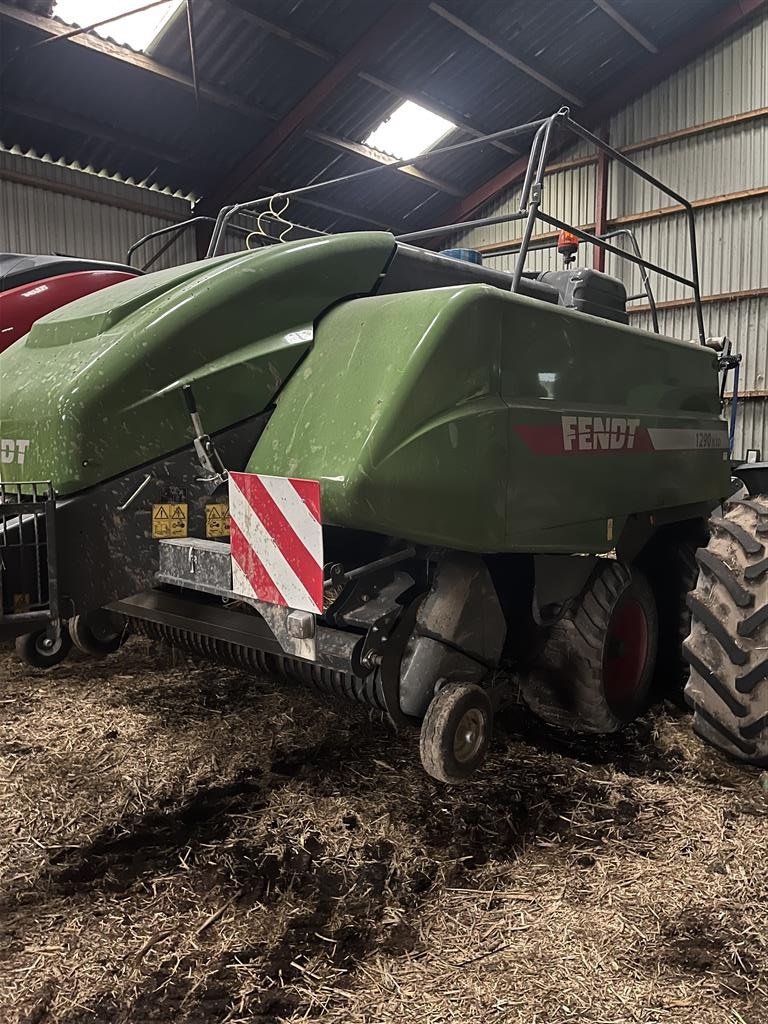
[444,0,768,223]
[428,2,584,106]
[592,0,659,54]
[206,2,424,208]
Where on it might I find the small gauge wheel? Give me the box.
[419,682,492,784]
[69,610,127,657]
[15,626,72,668]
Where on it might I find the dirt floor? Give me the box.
[0,637,766,1024]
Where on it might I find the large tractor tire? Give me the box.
[521,561,658,733]
[683,498,768,766]
[636,523,707,700]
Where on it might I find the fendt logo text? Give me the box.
[0,439,31,465]
[561,416,640,452]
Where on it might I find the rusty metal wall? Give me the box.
[451,12,768,458]
[0,147,197,270]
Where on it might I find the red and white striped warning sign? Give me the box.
[228,472,323,614]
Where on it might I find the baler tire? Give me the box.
[420,683,492,784]
[521,561,658,734]
[69,611,126,658]
[16,626,72,669]
[683,497,768,767]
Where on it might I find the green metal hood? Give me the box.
[0,232,395,494]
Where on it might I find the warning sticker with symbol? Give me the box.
[205,503,230,538]
[152,503,188,538]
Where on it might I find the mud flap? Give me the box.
[398,553,506,718]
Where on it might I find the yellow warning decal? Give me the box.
[13,593,31,612]
[205,502,230,538]
[152,503,188,539]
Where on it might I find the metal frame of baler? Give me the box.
[204,107,708,346]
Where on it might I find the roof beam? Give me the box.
[222,0,518,155]
[358,72,518,155]
[254,187,407,232]
[207,2,424,208]
[0,2,456,206]
[592,0,659,53]
[223,0,331,60]
[443,0,768,224]
[0,2,270,122]
[30,0,173,48]
[1,94,191,168]
[306,130,464,196]
[428,2,584,106]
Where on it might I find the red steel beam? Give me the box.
[445,0,768,224]
[593,142,609,271]
[207,1,423,209]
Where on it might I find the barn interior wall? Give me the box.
[451,12,768,458]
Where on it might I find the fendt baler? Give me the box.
[1,111,766,780]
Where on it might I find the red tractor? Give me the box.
[0,253,140,353]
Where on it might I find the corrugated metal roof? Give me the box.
[0,0,731,234]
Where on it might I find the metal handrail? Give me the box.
[205,108,707,344]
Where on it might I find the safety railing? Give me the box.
[205,108,706,344]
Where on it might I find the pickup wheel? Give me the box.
[69,610,126,657]
[420,683,492,784]
[521,561,658,733]
[683,498,768,766]
[16,626,72,668]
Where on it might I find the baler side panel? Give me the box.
[249,285,731,554]
[247,287,510,550]
[499,298,731,549]
[0,233,396,494]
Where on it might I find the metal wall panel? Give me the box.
[0,149,196,270]
[451,12,768,457]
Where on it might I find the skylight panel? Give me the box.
[364,100,455,160]
[52,0,183,52]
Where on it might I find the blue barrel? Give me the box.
[439,247,483,265]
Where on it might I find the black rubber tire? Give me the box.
[520,561,658,733]
[15,626,72,668]
[69,611,126,657]
[419,683,492,784]
[636,525,707,701]
[683,497,768,767]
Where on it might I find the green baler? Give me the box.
[1,111,765,779]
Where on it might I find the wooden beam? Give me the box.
[358,73,519,155]
[428,2,584,106]
[207,2,423,208]
[474,186,768,257]
[592,0,659,53]
[220,1,518,155]
[0,2,272,122]
[722,389,768,400]
[256,187,404,232]
[630,286,768,315]
[443,0,768,223]
[1,3,451,208]
[30,0,172,48]
[1,94,190,168]
[223,0,332,60]
[306,130,464,196]
[611,185,768,226]
[622,105,768,154]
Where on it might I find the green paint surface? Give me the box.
[1,231,730,553]
[249,284,730,552]
[0,233,395,493]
